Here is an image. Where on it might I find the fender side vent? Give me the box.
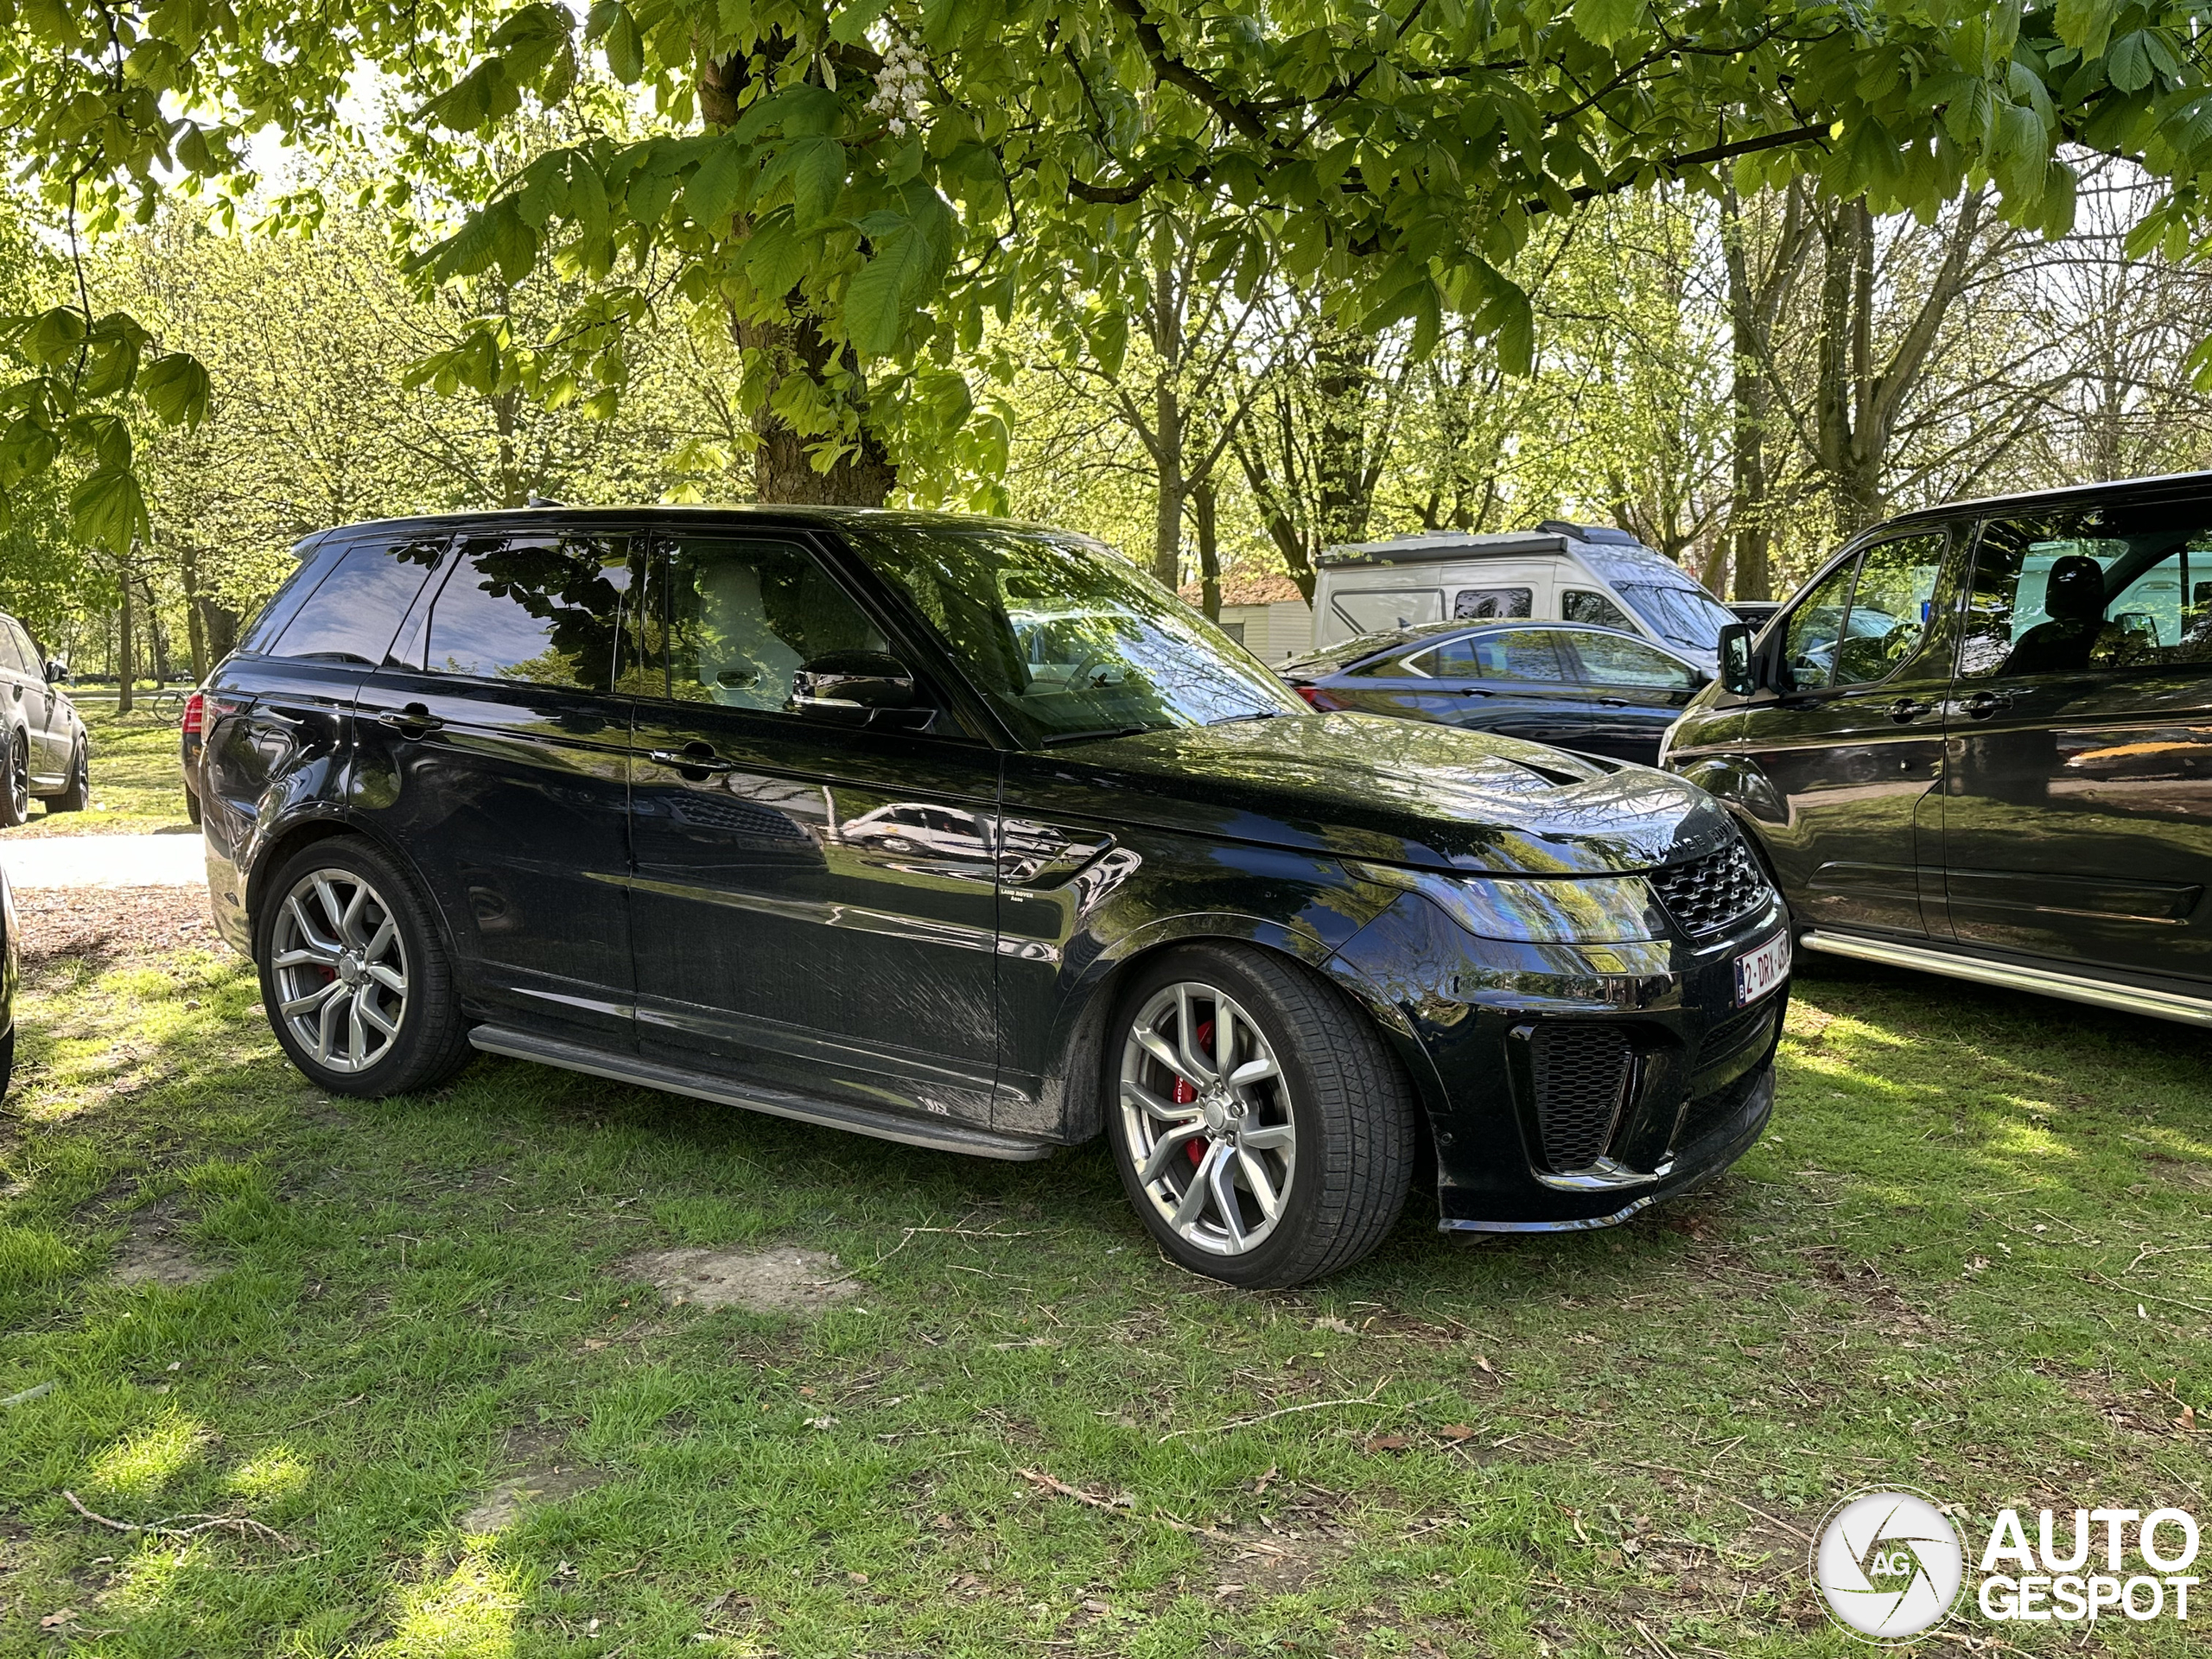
[1529,1023,1633,1171]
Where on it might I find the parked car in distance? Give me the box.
[0,614,87,827]
[1667,469,2212,1028]
[1312,521,1738,671]
[1282,621,1709,766]
[200,507,1789,1286]
[1727,600,1783,629]
[181,690,205,823]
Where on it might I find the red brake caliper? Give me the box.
[1173,1019,1215,1165]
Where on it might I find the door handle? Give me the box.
[374,703,445,735]
[1885,697,1933,722]
[1595,696,1630,708]
[1961,690,2013,720]
[649,743,740,779]
[1456,687,1494,696]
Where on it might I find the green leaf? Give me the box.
[685,139,753,228]
[70,468,147,553]
[23,308,86,368]
[2055,0,2115,60]
[139,352,210,428]
[844,226,931,356]
[790,137,845,228]
[1570,0,1641,49]
[829,0,892,46]
[604,6,643,84]
[2107,30,2152,92]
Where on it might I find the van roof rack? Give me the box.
[1318,522,1653,566]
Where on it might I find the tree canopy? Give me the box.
[11,0,2212,536]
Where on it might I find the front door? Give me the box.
[625,529,1004,1125]
[350,524,639,1044]
[1942,499,2212,981]
[1732,530,1956,937]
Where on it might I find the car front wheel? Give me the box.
[0,732,29,828]
[1106,944,1416,1287]
[254,838,472,1097]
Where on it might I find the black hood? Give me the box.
[1006,712,1732,876]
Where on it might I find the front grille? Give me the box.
[1528,1024,1633,1170]
[1649,840,1769,935]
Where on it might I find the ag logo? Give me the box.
[1812,1489,1966,1642]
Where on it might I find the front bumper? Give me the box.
[1332,886,1789,1231]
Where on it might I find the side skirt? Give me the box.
[467,1025,1058,1162]
[1799,931,2212,1029]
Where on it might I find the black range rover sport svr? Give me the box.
[200,508,1790,1286]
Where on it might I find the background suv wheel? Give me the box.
[0,732,29,828]
[1106,944,1416,1287]
[254,837,473,1096]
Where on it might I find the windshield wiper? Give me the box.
[1038,724,1162,747]
[1206,709,1287,725]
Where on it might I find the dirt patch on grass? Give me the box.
[618,1246,861,1313]
[17,887,219,970]
[460,1427,604,1533]
[110,1197,217,1287]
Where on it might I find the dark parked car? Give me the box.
[1667,471,2212,1027]
[1283,621,1709,765]
[200,509,1789,1285]
[0,613,87,826]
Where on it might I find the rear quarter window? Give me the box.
[269,534,451,665]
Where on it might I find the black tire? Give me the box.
[182,782,201,825]
[52,739,89,812]
[0,1027,14,1098]
[1103,943,1417,1288]
[0,731,29,828]
[253,836,473,1097]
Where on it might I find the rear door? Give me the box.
[350,523,639,1045]
[624,527,1004,1126]
[1411,626,1587,748]
[1726,529,1956,937]
[1941,498,2212,981]
[1553,628,1705,765]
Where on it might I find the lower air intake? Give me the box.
[1529,1024,1633,1171]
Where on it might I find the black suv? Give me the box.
[1669,472,2212,1027]
[200,509,1788,1285]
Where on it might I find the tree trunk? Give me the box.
[1151,379,1186,589]
[118,569,135,715]
[1192,480,1221,620]
[181,542,208,683]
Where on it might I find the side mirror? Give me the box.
[43,660,67,684]
[791,651,924,726]
[1717,623,1758,696]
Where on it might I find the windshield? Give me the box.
[852,524,1303,745]
[1618,582,1735,653]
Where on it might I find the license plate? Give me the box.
[1734,931,1791,1007]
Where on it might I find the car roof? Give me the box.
[1878,467,2212,528]
[1294,620,1696,674]
[307,504,1082,542]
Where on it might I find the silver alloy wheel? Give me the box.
[1117,981,1297,1256]
[5,734,25,818]
[270,867,410,1074]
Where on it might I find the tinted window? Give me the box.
[423,531,630,690]
[1833,534,1942,685]
[1779,557,1858,692]
[272,535,448,664]
[644,537,887,712]
[1421,629,1567,682]
[1562,588,1632,629]
[1964,504,2212,678]
[1332,588,1443,633]
[854,525,1300,743]
[238,536,346,656]
[0,622,31,677]
[11,623,47,675]
[1567,631,1698,688]
[1452,586,1532,620]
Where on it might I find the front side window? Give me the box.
[1777,556,1859,692]
[853,526,1300,744]
[1833,533,1944,685]
[1567,630,1699,689]
[1963,505,2212,679]
[1452,586,1533,620]
[273,534,448,665]
[0,621,31,677]
[1561,588,1632,629]
[423,531,630,690]
[644,537,887,711]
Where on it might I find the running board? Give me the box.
[467,1026,1057,1161]
[1799,931,2212,1029]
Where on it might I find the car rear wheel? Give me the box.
[255,838,472,1097]
[1106,944,1416,1287]
[181,782,200,824]
[0,732,29,828]
[52,740,88,812]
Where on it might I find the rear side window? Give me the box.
[238,537,348,655]
[1452,586,1532,620]
[270,535,448,665]
[1331,587,1443,633]
[1964,503,2212,678]
[0,622,33,677]
[423,530,632,690]
[1420,629,1567,682]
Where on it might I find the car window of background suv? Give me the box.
[1961,506,2212,679]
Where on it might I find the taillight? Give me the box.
[181,691,205,735]
[1294,685,1343,710]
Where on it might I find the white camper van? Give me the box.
[1312,521,1736,669]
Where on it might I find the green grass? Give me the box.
[1,942,2208,1656]
[10,696,193,838]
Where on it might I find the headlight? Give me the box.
[1351,862,1668,944]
